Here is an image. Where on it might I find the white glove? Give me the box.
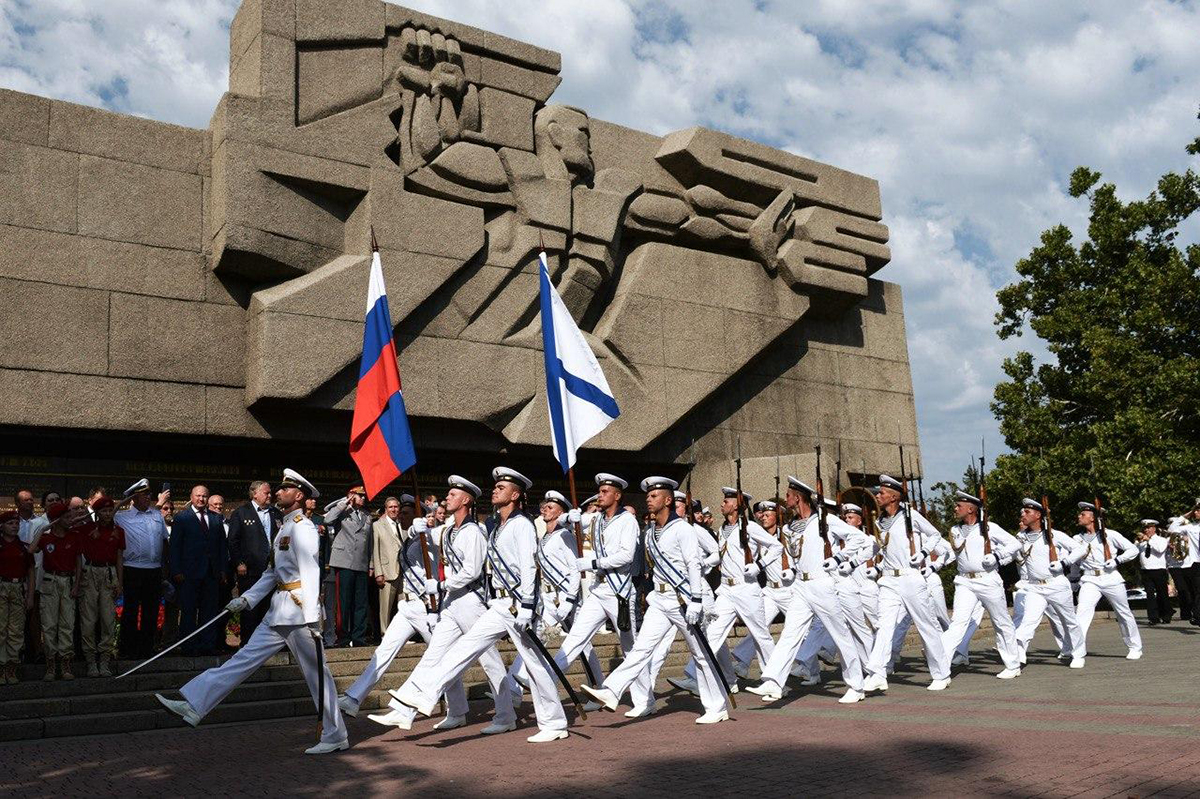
[1103,558,1118,571]
[1048,561,1064,575]
[864,566,879,580]
[566,508,582,524]
[743,562,760,579]
[225,596,249,613]
[425,612,439,633]
[781,568,795,582]
[909,552,924,567]
[575,556,595,571]
[685,601,702,626]
[514,606,533,631]
[424,578,440,595]
[920,565,933,578]
[822,557,838,573]
[982,553,998,570]
[411,517,429,533]
[838,561,853,577]
[702,552,720,570]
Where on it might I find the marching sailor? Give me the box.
[747,477,866,704]
[1073,501,1142,659]
[336,497,440,719]
[581,477,730,724]
[553,473,655,715]
[863,475,952,692]
[841,503,880,628]
[729,500,793,678]
[940,491,1022,679]
[390,468,569,743]
[661,492,720,700]
[1011,498,1086,668]
[155,469,348,754]
[369,475,517,733]
[507,491,602,696]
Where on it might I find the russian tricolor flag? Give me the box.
[350,249,417,499]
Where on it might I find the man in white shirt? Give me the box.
[1166,502,1200,625]
[115,480,171,658]
[1137,519,1170,625]
[1073,501,1142,659]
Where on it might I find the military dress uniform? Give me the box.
[340,515,438,712]
[392,469,568,743]
[376,476,516,733]
[582,477,730,724]
[750,479,866,703]
[889,528,957,667]
[939,493,1022,677]
[1072,504,1143,659]
[1011,500,1086,666]
[553,474,654,712]
[731,501,794,676]
[865,477,951,690]
[160,470,348,752]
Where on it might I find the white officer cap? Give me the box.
[786,476,814,497]
[640,476,678,493]
[1021,498,1044,513]
[955,490,982,506]
[1077,501,1097,513]
[878,475,905,493]
[1141,518,1160,528]
[595,473,628,490]
[448,475,482,499]
[721,486,753,504]
[583,493,600,507]
[753,499,778,513]
[673,490,687,501]
[543,490,571,511]
[823,496,838,509]
[842,503,863,515]
[123,478,150,499]
[280,468,319,499]
[492,467,532,491]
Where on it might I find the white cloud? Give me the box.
[2,0,1197,486]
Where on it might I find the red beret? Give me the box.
[0,510,18,525]
[45,502,68,522]
[91,496,115,511]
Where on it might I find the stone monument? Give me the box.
[0,1,920,501]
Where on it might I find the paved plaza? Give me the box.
[4,619,1198,797]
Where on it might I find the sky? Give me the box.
[2,0,1198,487]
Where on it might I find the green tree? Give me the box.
[988,110,1200,539]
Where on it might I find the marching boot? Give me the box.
[60,657,75,681]
[43,655,55,682]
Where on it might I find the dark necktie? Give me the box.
[198,509,208,534]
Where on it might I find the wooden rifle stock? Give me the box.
[1095,495,1113,560]
[978,445,992,556]
[815,441,832,559]
[734,438,752,564]
[1042,494,1058,562]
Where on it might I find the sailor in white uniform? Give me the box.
[1072,501,1143,660]
[1010,498,1086,667]
[155,469,348,754]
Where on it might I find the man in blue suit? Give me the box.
[170,485,228,656]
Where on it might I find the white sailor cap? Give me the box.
[595,473,628,490]
[842,503,863,515]
[398,494,416,507]
[123,478,150,499]
[1077,501,1098,513]
[543,490,571,511]
[701,505,711,515]
[823,496,838,509]
[753,499,778,513]
[954,490,982,506]
[492,467,532,491]
[786,476,814,497]
[1021,498,1044,513]
[878,475,905,493]
[280,468,320,498]
[1140,518,1160,528]
[448,475,482,499]
[674,490,687,501]
[721,487,753,504]
[640,476,678,493]
[583,493,600,507]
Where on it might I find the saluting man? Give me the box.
[1073,501,1142,659]
[391,468,569,744]
[940,491,1022,679]
[1011,498,1086,668]
[156,469,348,754]
[581,477,730,725]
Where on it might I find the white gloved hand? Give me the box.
[1048,561,1064,575]
[982,553,999,570]
[838,561,853,577]
[225,596,249,613]
[424,578,440,595]
[514,606,533,631]
[566,508,582,524]
[920,565,933,578]
[822,557,839,573]
[909,552,924,567]
[411,517,429,533]
[575,556,595,571]
[781,568,795,582]
[685,601,703,626]
[425,612,439,633]
[1103,558,1118,571]
[743,562,760,579]
[702,552,720,570]
[864,566,879,580]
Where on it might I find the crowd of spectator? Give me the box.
[0,479,447,684]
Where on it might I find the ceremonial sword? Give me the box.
[116,609,231,679]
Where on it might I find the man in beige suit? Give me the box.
[372,496,416,631]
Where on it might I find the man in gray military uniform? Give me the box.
[324,485,373,647]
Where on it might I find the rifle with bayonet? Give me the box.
[815,438,832,559]
[979,439,992,557]
[1042,494,1058,562]
[734,437,752,565]
[898,436,916,556]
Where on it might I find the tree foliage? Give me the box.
[987,109,1200,535]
